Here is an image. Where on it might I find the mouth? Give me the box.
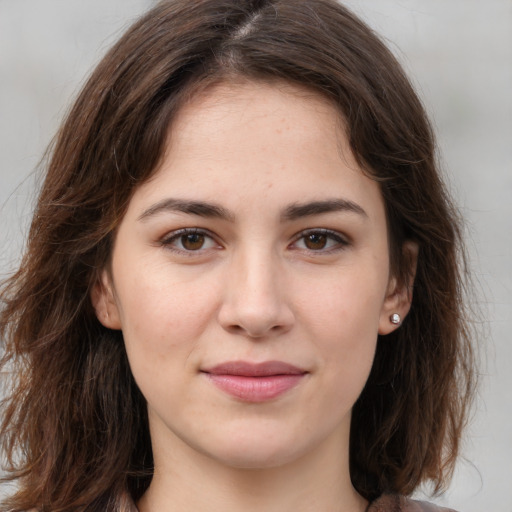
[201,360,308,403]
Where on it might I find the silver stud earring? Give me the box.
[390,313,401,325]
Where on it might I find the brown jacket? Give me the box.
[369,494,457,512]
[121,493,457,511]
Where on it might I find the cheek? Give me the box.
[112,265,223,413]
[111,256,220,363]
[298,263,387,337]
[295,265,386,394]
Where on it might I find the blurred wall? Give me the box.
[1,1,511,510]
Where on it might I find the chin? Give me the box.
[211,444,301,470]
[198,424,313,470]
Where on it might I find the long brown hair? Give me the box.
[1,0,476,510]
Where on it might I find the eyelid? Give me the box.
[159,227,222,254]
[158,227,350,256]
[290,228,350,252]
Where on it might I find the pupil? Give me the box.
[305,233,327,250]
[182,233,204,250]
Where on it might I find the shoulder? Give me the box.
[368,494,459,512]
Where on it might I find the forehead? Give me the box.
[169,79,343,159]
[130,80,385,224]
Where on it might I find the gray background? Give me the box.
[1,1,511,510]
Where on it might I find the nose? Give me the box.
[217,249,295,338]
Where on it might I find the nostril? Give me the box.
[216,272,295,338]
[222,321,292,339]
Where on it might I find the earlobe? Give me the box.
[90,270,122,330]
[378,277,409,335]
[378,241,418,335]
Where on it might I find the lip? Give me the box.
[202,360,307,402]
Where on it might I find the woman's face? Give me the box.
[94,81,408,470]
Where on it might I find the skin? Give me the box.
[93,81,414,512]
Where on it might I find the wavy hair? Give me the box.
[1,0,475,510]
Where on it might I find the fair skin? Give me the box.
[93,81,414,512]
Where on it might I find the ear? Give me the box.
[378,241,418,335]
[90,269,122,330]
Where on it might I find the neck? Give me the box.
[137,428,367,512]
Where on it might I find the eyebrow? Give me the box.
[137,197,367,222]
[138,198,234,222]
[281,199,367,221]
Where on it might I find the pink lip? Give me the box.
[202,361,307,402]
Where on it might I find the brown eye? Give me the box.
[181,233,205,250]
[304,233,328,250]
[292,229,348,253]
[161,229,218,253]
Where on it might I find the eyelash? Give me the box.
[290,228,349,253]
[159,228,221,256]
[159,228,349,255]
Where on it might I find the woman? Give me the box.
[0,1,475,511]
